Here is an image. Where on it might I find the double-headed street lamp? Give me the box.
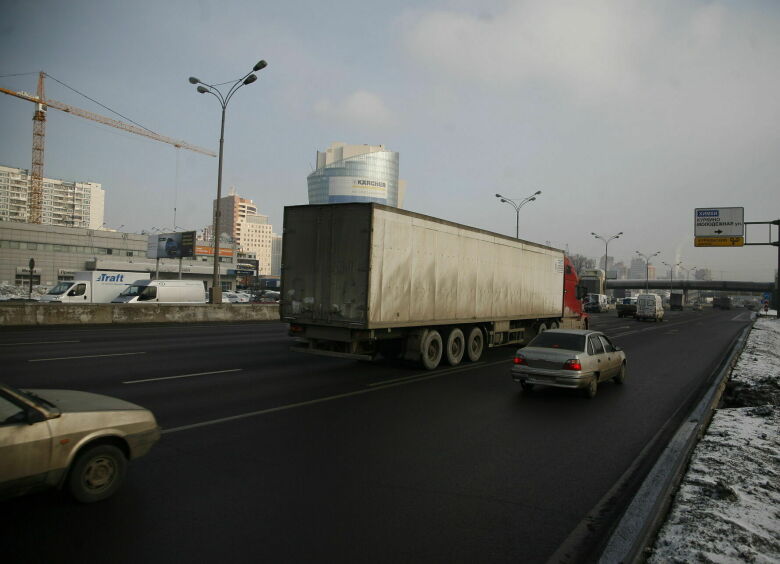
[661,261,681,292]
[189,59,268,304]
[495,190,541,238]
[636,250,660,291]
[591,231,622,280]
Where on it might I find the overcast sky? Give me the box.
[1,0,778,281]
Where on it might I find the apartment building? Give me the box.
[0,164,105,229]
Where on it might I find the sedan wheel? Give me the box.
[614,363,626,385]
[68,444,127,503]
[520,380,535,392]
[583,376,598,399]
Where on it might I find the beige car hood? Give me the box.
[29,389,145,413]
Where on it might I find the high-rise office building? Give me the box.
[307,142,406,207]
[0,164,105,229]
[211,188,276,275]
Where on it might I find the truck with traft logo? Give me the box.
[40,271,149,304]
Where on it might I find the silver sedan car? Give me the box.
[0,382,160,502]
[511,329,626,398]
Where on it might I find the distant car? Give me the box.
[222,291,242,303]
[692,302,703,311]
[511,329,627,398]
[0,382,160,502]
[255,291,280,304]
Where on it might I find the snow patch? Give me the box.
[648,317,780,563]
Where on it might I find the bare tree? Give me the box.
[568,254,595,275]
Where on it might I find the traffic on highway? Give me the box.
[0,306,754,562]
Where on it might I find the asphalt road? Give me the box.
[0,308,754,563]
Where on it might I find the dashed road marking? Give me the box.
[124,368,243,384]
[29,351,146,362]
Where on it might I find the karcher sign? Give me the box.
[330,177,388,200]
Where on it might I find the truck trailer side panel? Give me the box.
[369,207,563,326]
[282,204,564,329]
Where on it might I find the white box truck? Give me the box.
[112,280,206,304]
[281,204,588,370]
[40,271,149,303]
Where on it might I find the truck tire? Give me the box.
[421,330,443,370]
[465,327,484,362]
[444,328,465,366]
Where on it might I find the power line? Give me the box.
[43,72,158,135]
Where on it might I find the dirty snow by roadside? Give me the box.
[648,314,780,563]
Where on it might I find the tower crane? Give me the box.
[0,71,216,224]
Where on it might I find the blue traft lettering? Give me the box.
[697,210,719,217]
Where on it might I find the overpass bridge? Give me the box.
[605,280,775,293]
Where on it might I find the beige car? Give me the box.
[511,329,627,398]
[0,382,160,502]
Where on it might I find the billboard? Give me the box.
[147,231,196,259]
[329,177,388,201]
[195,245,234,257]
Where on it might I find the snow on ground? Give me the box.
[0,283,48,300]
[648,313,780,564]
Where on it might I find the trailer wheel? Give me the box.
[421,330,443,370]
[465,327,484,362]
[444,328,465,366]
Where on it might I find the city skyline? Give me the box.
[1,0,778,281]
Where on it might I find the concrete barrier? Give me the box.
[0,303,280,327]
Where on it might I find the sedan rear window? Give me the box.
[527,332,586,351]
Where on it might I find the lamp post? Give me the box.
[636,250,660,291]
[662,261,681,292]
[189,59,268,303]
[495,190,541,238]
[591,231,622,285]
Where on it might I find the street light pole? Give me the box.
[591,231,623,284]
[662,261,681,292]
[189,59,268,304]
[636,250,660,292]
[495,190,541,238]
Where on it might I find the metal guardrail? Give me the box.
[597,321,753,563]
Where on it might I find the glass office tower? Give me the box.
[307,143,403,207]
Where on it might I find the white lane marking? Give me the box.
[730,312,749,321]
[367,359,506,387]
[124,369,242,384]
[0,340,80,346]
[162,359,508,435]
[28,351,146,362]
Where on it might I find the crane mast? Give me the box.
[0,72,216,224]
[30,72,46,224]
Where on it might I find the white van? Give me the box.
[40,271,149,304]
[635,293,664,322]
[112,280,206,304]
[584,294,608,313]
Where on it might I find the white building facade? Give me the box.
[0,164,104,229]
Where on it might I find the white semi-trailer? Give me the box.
[281,204,588,370]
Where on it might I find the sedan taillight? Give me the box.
[513,354,527,365]
[563,359,582,371]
